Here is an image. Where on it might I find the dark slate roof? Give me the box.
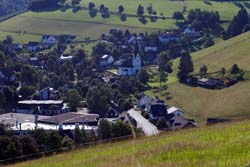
[120,58,133,68]
[28,42,39,46]
[38,112,99,124]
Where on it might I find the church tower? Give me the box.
[132,42,141,69]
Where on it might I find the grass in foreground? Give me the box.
[8,120,250,167]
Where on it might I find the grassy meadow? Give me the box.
[0,0,249,42]
[7,120,250,167]
[147,32,250,121]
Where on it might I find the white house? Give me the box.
[167,107,184,116]
[99,54,114,67]
[59,54,73,63]
[168,115,196,130]
[183,27,200,37]
[117,47,141,76]
[42,35,57,45]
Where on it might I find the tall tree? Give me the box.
[177,52,193,82]
[67,89,81,112]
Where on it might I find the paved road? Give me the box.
[128,109,159,136]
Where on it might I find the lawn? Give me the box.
[147,32,250,121]
[0,30,41,44]
[8,120,250,167]
[0,0,246,41]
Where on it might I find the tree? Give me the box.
[67,89,81,112]
[137,68,149,84]
[157,51,173,73]
[47,131,62,149]
[156,117,168,130]
[242,24,250,33]
[230,64,241,74]
[62,135,73,149]
[118,5,124,13]
[204,38,215,48]
[112,121,132,138]
[120,14,127,21]
[137,4,144,16]
[173,11,184,22]
[74,127,83,145]
[99,119,113,140]
[4,35,13,45]
[20,135,38,155]
[19,86,36,99]
[177,52,193,82]
[159,71,167,87]
[199,65,208,78]
[0,90,6,108]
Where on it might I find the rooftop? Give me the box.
[39,112,99,124]
[18,100,63,105]
[0,113,49,126]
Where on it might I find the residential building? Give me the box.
[27,42,40,52]
[16,100,70,116]
[41,35,57,45]
[99,54,114,68]
[167,107,184,116]
[117,46,141,76]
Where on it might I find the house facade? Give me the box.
[99,54,114,68]
[42,35,57,45]
[117,51,141,76]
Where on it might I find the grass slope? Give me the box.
[148,32,250,121]
[0,0,249,42]
[8,120,250,167]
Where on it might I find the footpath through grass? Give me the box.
[8,120,250,167]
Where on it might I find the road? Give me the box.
[128,109,159,136]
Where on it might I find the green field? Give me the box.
[8,120,250,167]
[0,0,249,43]
[147,32,250,121]
[0,30,40,44]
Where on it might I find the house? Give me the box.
[9,43,23,50]
[158,32,180,43]
[147,101,168,121]
[165,114,196,130]
[137,93,152,109]
[27,42,40,52]
[167,107,184,116]
[183,27,200,37]
[59,54,73,63]
[39,87,59,100]
[28,57,41,67]
[41,35,57,45]
[144,46,157,53]
[99,54,114,68]
[0,67,16,82]
[117,46,141,76]
[16,100,70,116]
[38,112,99,126]
[197,78,224,89]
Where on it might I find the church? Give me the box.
[117,46,142,76]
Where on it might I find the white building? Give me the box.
[42,35,57,45]
[117,47,141,76]
[167,107,184,116]
[16,100,70,116]
[99,54,114,67]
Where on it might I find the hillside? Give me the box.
[7,120,250,167]
[0,0,249,43]
[148,31,250,121]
